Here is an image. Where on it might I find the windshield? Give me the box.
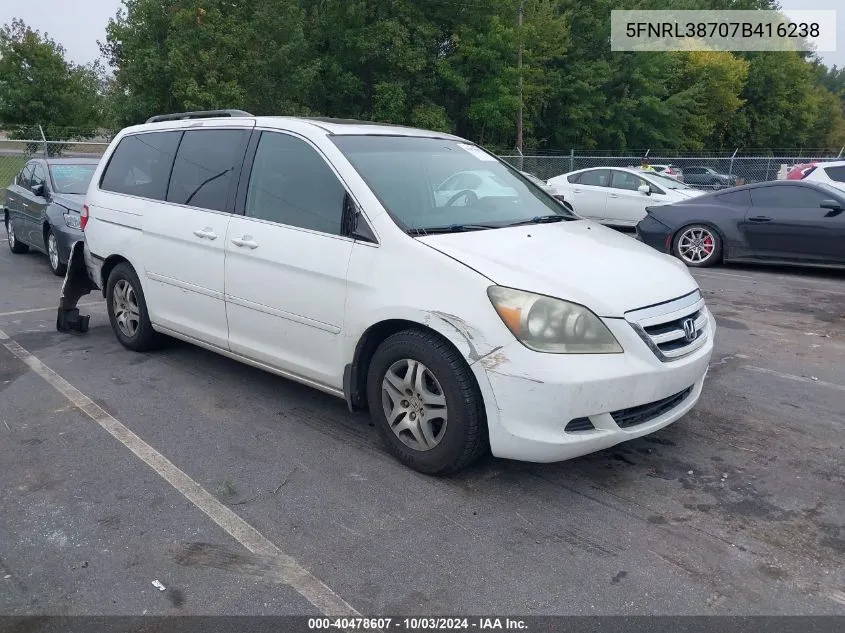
[49,163,97,194]
[331,136,575,233]
[646,172,692,190]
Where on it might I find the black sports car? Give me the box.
[636,180,845,269]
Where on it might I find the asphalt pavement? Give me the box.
[1,227,844,617]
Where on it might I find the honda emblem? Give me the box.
[682,318,697,343]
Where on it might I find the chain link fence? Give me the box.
[0,139,110,188]
[2,126,844,192]
[500,149,845,190]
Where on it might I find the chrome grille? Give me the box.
[625,290,709,362]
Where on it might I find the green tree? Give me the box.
[0,19,103,137]
[102,0,317,125]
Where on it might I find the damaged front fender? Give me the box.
[56,240,98,334]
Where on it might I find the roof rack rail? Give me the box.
[145,109,253,123]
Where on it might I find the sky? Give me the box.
[1,0,843,69]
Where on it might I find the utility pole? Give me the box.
[516,0,525,162]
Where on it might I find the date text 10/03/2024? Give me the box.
[308,617,529,630]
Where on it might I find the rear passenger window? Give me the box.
[166,129,248,212]
[245,132,346,235]
[100,131,181,200]
[579,170,610,187]
[715,190,751,206]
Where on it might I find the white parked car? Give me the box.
[433,169,518,207]
[645,164,684,180]
[548,167,705,226]
[801,160,845,191]
[59,111,714,475]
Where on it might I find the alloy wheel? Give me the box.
[381,358,449,451]
[112,279,140,338]
[677,227,716,264]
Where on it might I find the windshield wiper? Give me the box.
[408,223,499,235]
[502,215,568,227]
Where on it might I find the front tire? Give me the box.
[673,224,722,268]
[46,228,66,276]
[366,329,487,475]
[106,263,162,351]
[6,217,29,254]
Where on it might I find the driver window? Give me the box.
[30,164,47,194]
[610,170,646,191]
[17,163,34,188]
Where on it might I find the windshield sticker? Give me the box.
[457,143,496,161]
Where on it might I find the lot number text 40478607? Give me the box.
[307,617,528,630]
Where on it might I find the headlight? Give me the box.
[487,286,622,354]
[64,212,82,230]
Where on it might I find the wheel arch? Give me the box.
[343,317,486,414]
[99,254,133,296]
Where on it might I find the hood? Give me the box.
[670,188,705,200]
[417,220,699,317]
[51,193,84,212]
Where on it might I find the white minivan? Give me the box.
[61,111,715,474]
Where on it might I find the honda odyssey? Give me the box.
[57,110,715,474]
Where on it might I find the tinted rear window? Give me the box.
[100,132,182,200]
[166,129,249,211]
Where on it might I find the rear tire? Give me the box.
[672,224,722,268]
[366,329,488,475]
[6,217,29,254]
[106,263,162,352]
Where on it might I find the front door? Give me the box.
[744,184,844,263]
[20,162,49,246]
[605,170,666,225]
[225,130,354,389]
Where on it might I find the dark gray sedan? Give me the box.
[3,158,99,275]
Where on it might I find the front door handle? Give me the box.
[231,235,259,249]
[748,216,772,223]
[573,189,582,194]
[193,227,218,240]
[608,193,619,198]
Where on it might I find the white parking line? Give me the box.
[694,270,757,281]
[0,302,103,318]
[743,365,845,393]
[0,326,359,618]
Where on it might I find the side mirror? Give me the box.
[31,183,45,197]
[638,184,651,195]
[820,199,843,211]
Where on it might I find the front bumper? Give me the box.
[51,221,84,264]
[472,309,715,463]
